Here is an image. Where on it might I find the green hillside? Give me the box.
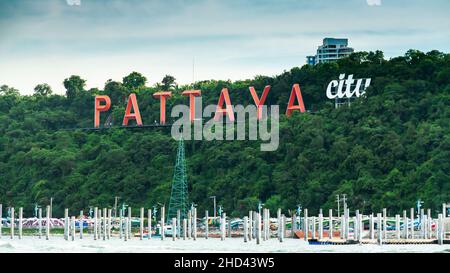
[0,49,449,217]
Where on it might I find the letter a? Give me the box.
[122,93,143,126]
[285,84,306,117]
[214,88,234,121]
[94,95,111,128]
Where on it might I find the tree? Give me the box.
[104,80,129,105]
[367,50,385,64]
[0,85,20,96]
[161,75,177,90]
[123,72,147,90]
[63,75,86,100]
[0,49,448,216]
[34,83,53,96]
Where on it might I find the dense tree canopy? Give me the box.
[122,71,147,91]
[0,50,448,218]
[34,83,53,97]
[63,75,86,101]
[161,75,177,90]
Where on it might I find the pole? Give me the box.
[377,213,382,245]
[183,218,187,240]
[438,214,443,245]
[172,217,177,241]
[370,213,374,240]
[319,212,323,240]
[228,215,232,239]
[10,207,14,239]
[114,196,119,219]
[98,209,102,239]
[256,212,261,245]
[64,208,68,240]
[221,213,226,241]
[248,211,253,241]
[140,207,144,240]
[128,207,132,240]
[336,195,340,218]
[50,197,53,218]
[18,207,23,240]
[342,194,347,215]
[124,217,128,242]
[358,211,363,242]
[108,208,112,240]
[383,208,387,240]
[94,207,98,240]
[263,209,267,241]
[46,205,50,240]
[243,216,248,243]
[187,210,192,239]
[292,213,296,238]
[79,210,83,239]
[161,206,165,240]
[403,210,408,239]
[148,209,152,240]
[329,209,333,239]
[210,196,216,224]
[396,214,400,239]
[119,209,123,239]
[410,208,414,239]
[71,216,75,241]
[193,207,197,240]
[38,208,42,239]
[205,210,209,239]
[420,208,425,239]
[345,209,350,240]
[213,197,216,222]
[265,209,269,240]
[103,208,107,240]
[304,208,308,241]
[177,209,181,239]
[277,208,281,241]
[311,216,316,240]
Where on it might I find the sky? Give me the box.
[0,0,449,95]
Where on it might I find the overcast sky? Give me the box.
[0,0,449,95]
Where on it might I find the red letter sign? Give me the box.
[94,95,111,128]
[249,85,271,120]
[153,91,172,124]
[214,88,234,121]
[182,90,201,122]
[286,84,306,117]
[122,93,143,126]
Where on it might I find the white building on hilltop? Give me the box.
[307,38,354,65]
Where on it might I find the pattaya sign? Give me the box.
[94,84,306,128]
[94,74,372,128]
[326,74,371,99]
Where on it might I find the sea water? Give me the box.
[0,237,448,253]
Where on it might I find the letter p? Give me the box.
[94,95,111,128]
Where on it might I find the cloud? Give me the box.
[367,0,382,6]
[66,0,81,6]
[1,0,449,95]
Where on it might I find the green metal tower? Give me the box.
[167,137,189,221]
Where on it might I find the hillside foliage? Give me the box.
[0,49,449,217]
